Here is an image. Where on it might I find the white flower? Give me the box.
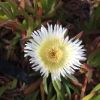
[24,24,86,80]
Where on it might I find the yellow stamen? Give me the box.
[46,47,63,63]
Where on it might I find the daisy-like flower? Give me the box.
[24,24,86,80]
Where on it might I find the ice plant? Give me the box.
[24,24,86,80]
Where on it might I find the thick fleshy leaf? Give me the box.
[47,82,53,100]
[40,82,45,100]
[88,49,100,68]
[0,0,18,19]
[62,78,79,94]
[52,80,63,100]
[91,95,100,100]
[43,77,48,94]
[0,79,17,96]
[82,92,95,100]
[52,79,66,100]
[51,95,56,100]
[64,82,71,100]
[92,84,100,92]
[52,80,61,93]
[82,84,100,100]
[0,86,8,96]
[8,79,17,89]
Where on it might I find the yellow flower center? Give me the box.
[38,37,67,72]
[46,47,63,63]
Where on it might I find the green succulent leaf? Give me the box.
[51,95,56,100]
[52,80,61,92]
[91,95,100,100]
[88,49,100,68]
[0,86,8,96]
[92,84,100,92]
[0,2,13,18]
[8,79,17,89]
[52,80,64,100]
[64,82,71,100]
[82,6,100,31]
[82,84,100,100]
[47,82,53,100]
[43,77,48,94]
[0,79,17,96]
[0,1,18,19]
[42,0,56,16]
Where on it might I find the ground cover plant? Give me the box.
[0,0,100,100]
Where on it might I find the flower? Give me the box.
[24,24,86,80]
